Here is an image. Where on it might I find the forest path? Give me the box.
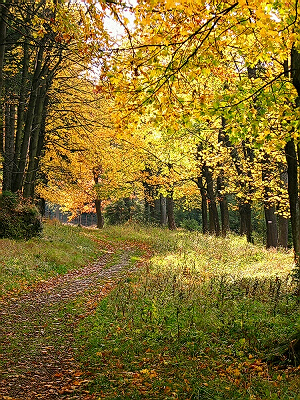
[0,237,151,399]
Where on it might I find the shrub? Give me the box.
[180,217,201,231]
[0,191,43,239]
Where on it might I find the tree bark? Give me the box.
[160,194,167,226]
[278,170,289,249]
[288,47,300,266]
[12,44,45,193]
[23,83,47,198]
[285,140,300,262]
[203,163,220,236]
[3,103,15,191]
[166,192,176,230]
[217,174,229,236]
[264,206,278,248]
[0,1,8,159]
[95,198,104,229]
[262,152,278,248]
[197,176,208,234]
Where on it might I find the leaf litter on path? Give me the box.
[0,238,151,399]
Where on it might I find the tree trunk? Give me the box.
[262,152,278,248]
[217,174,229,236]
[278,170,289,249]
[160,194,167,226]
[3,103,15,191]
[13,38,30,176]
[0,2,8,160]
[288,47,300,266]
[239,203,253,243]
[166,193,176,230]
[203,163,220,236]
[197,176,208,234]
[264,206,278,248]
[12,44,45,193]
[285,139,300,263]
[23,83,47,198]
[95,198,104,229]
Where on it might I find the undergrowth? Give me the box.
[75,224,300,399]
[0,221,104,296]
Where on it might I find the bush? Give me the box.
[180,218,201,231]
[0,191,43,239]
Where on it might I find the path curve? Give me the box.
[0,239,151,399]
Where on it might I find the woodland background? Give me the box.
[0,0,300,261]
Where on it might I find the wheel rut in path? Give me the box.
[0,240,148,399]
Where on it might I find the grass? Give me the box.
[1,222,299,399]
[0,220,105,296]
[74,225,300,399]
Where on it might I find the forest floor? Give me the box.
[0,229,152,399]
[0,223,299,399]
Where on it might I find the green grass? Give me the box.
[1,222,299,399]
[0,221,105,296]
[75,225,300,399]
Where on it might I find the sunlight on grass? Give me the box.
[75,224,299,400]
[0,222,105,295]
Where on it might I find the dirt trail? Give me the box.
[0,240,148,399]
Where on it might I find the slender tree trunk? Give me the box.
[264,206,278,248]
[288,48,300,267]
[95,198,104,229]
[12,44,45,192]
[239,202,253,243]
[197,176,208,234]
[3,103,15,191]
[166,192,176,230]
[93,165,104,229]
[0,3,7,159]
[160,194,167,226]
[285,139,300,263]
[217,174,229,236]
[278,170,289,249]
[203,163,220,236]
[23,83,47,198]
[13,38,30,177]
[262,152,278,248]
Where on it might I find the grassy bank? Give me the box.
[0,221,105,296]
[75,225,299,399]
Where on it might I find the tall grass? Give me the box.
[76,225,299,400]
[0,221,104,295]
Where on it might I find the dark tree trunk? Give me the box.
[3,103,15,191]
[278,214,289,249]
[197,176,208,234]
[203,163,220,236]
[217,174,229,236]
[166,193,176,230]
[264,206,278,248]
[285,139,300,262]
[13,38,30,175]
[12,44,45,193]
[23,83,47,198]
[95,198,104,229]
[262,152,278,248]
[239,203,253,243]
[0,2,9,159]
[160,194,167,226]
[278,170,289,249]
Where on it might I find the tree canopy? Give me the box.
[0,0,300,266]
